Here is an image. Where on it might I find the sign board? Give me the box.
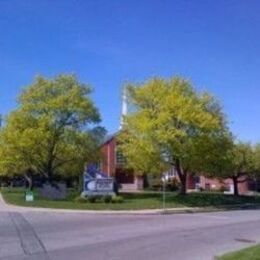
[82,177,115,196]
[25,191,34,202]
[96,178,114,192]
[81,164,115,197]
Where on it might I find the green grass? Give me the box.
[217,245,260,260]
[1,187,260,211]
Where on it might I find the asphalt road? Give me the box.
[1,201,260,260]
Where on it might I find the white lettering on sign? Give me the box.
[96,179,113,192]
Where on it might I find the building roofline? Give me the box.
[101,131,120,146]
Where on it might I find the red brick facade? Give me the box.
[100,135,143,190]
[100,135,256,194]
[100,137,116,177]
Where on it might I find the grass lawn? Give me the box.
[217,245,260,260]
[1,187,260,210]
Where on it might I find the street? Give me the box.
[1,195,260,260]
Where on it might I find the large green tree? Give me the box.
[253,144,260,175]
[229,142,260,196]
[206,139,255,196]
[119,77,228,195]
[0,75,105,188]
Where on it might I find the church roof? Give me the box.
[101,131,120,145]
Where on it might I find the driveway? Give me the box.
[1,193,260,260]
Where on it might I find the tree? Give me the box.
[118,130,167,176]
[212,140,255,196]
[229,142,255,196]
[253,144,260,175]
[0,75,105,188]
[252,144,260,192]
[119,77,228,195]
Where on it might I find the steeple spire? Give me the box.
[119,87,128,130]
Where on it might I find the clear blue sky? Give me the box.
[0,0,260,142]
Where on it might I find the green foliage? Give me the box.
[253,144,260,174]
[76,194,121,204]
[2,188,260,210]
[208,140,257,196]
[102,195,112,203]
[87,195,97,203]
[74,196,88,203]
[0,75,105,182]
[111,196,124,203]
[219,142,254,178]
[230,142,255,175]
[119,77,229,194]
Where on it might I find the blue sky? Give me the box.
[0,0,260,142]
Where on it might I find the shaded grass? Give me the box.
[217,245,260,260]
[1,187,260,211]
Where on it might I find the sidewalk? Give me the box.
[0,192,13,212]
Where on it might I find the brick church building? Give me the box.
[99,90,259,194]
[100,133,144,191]
[100,133,258,194]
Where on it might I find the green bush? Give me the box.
[102,195,112,203]
[74,196,88,203]
[87,195,97,203]
[112,196,124,203]
[166,178,180,192]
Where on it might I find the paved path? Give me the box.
[1,194,260,260]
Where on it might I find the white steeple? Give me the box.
[119,87,128,130]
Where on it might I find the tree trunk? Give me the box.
[175,159,187,195]
[143,173,149,189]
[78,173,83,192]
[232,176,239,196]
[24,173,33,191]
[46,159,54,183]
[179,174,187,195]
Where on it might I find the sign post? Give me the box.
[25,191,34,202]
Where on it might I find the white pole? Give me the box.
[119,87,128,130]
[162,177,166,212]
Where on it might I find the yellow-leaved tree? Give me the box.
[0,75,105,189]
[119,77,229,195]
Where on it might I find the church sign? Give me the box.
[96,178,114,192]
[81,164,115,197]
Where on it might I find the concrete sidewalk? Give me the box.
[0,191,14,212]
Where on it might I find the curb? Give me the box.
[2,203,260,216]
[161,203,260,215]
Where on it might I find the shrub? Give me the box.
[112,196,124,203]
[102,195,112,203]
[74,196,88,203]
[87,195,97,203]
[151,179,162,191]
[166,178,180,191]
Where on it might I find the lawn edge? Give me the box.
[1,191,260,215]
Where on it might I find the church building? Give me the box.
[99,89,259,194]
